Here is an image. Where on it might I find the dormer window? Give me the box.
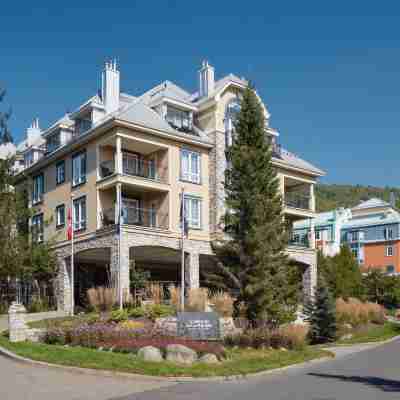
[166,106,192,132]
[75,117,92,136]
[225,99,241,148]
[24,151,34,168]
[46,131,61,153]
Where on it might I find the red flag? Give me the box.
[67,207,72,241]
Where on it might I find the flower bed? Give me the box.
[44,321,225,358]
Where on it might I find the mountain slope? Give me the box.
[315,184,400,212]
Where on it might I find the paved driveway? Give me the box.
[119,338,400,400]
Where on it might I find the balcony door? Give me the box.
[122,198,140,224]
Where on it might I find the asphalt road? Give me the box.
[116,338,400,400]
[1,311,399,400]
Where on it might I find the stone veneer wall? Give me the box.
[55,227,213,312]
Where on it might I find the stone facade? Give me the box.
[8,303,28,342]
[55,227,213,312]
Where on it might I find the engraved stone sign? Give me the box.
[177,312,220,340]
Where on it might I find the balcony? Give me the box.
[284,193,311,210]
[101,205,169,230]
[99,152,168,184]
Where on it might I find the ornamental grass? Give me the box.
[336,297,385,327]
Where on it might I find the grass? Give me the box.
[0,334,330,378]
[335,322,400,345]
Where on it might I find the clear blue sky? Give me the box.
[1,1,399,186]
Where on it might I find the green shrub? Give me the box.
[144,304,175,320]
[127,307,146,318]
[109,309,129,323]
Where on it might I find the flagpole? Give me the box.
[181,187,185,312]
[70,193,75,316]
[118,184,123,310]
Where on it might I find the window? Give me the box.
[349,231,359,242]
[351,247,359,259]
[315,231,321,240]
[47,132,61,153]
[73,196,86,231]
[181,149,200,183]
[24,151,34,168]
[384,227,394,240]
[75,118,92,136]
[184,196,201,229]
[56,205,65,227]
[31,214,44,243]
[56,161,65,185]
[72,152,86,186]
[386,246,394,257]
[225,99,241,148]
[166,106,191,132]
[32,173,44,204]
[386,265,395,274]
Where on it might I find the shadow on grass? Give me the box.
[308,373,400,393]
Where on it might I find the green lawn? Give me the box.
[335,322,400,345]
[0,334,330,378]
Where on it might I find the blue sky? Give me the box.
[1,1,399,186]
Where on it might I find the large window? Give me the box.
[56,161,65,185]
[56,204,65,228]
[32,173,44,204]
[166,106,191,132]
[225,99,241,148]
[181,149,200,184]
[73,196,86,231]
[184,195,201,229]
[72,151,86,186]
[384,227,394,240]
[31,213,44,243]
[24,151,34,168]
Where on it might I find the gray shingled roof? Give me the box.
[274,148,325,176]
[115,100,211,144]
[139,81,193,106]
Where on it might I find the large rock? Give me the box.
[137,346,163,363]
[198,353,219,364]
[165,344,197,365]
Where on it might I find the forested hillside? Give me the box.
[315,184,400,212]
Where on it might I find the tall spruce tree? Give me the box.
[304,277,336,344]
[205,85,299,325]
[0,88,13,144]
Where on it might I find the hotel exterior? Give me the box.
[8,61,324,311]
[293,198,400,275]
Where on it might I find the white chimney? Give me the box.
[101,59,120,114]
[26,118,41,146]
[199,60,215,98]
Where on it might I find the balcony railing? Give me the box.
[101,206,169,230]
[123,153,167,183]
[99,153,168,183]
[288,234,310,248]
[284,192,311,210]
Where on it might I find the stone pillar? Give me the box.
[118,233,130,302]
[185,252,200,289]
[57,256,72,313]
[302,262,317,301]
[8,302,28,342]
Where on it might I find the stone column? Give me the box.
[302,262,317,301]
[56,256,72,313]
[185,251,200,289]
[8,302,28,342]
[117,232,130,302]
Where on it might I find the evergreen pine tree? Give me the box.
[332,245,363,299]
[204,85,299,324]
[0,88,13,144]
[305,278,336,344]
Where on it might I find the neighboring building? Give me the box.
[294,198,400,274]
[14,60,324,312]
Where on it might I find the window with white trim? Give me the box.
[72,152,86,186]
[384,227,394,240]
[184,196,201,229]
[166,106,192,132]
[31,213,44,243]
[351,246,359,259]
[56,161,65,185]
[73,196,86,231]
[56,204,65,227]
[32,173,44,204]
[386,245,394,257]
[181,149,200,184]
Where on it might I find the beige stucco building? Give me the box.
[13,60,324,312]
